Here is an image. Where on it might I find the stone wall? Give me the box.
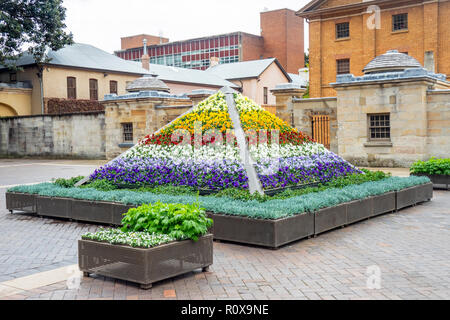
[45,98,104,114]
[292,97,338,154]
[426,90,450,159]
[104,96,192,159]
[0,112,105,159]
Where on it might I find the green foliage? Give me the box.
[136,185,197,196]
[410,157,450,176]
[213,170,389,202]
[0,0,74,68]
[82,179,117,191]
[9,175,430,220]
[121,202,213,241]
[53,176,84,188]
[82,228,176,248]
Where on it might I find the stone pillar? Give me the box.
[187,90,216,106]
[308,20,322,98]
[271,84,306,126]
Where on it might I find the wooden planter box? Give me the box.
[371,192,396,217]
[346,197,373,224]
[112,204,138,226]
[207,212,314,249]
[5,192,37,213]
[71,199,116,224]
[415,183,433,204]
[314,203,347,235]
[36,196,72,219]
[396,186,417,210]
[78,234,213,289]
[412,173,449,190]
[396,183,432,210]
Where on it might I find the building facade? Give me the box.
[297,0,450,98]
[0,43,237,116]
[272,51,450,167]
[115,9,305,74]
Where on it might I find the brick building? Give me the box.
[115,8,304,74]
[297,0,450,98]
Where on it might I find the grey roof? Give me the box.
[2,43,150,75]
[363,50,422,74]
[126,75,170,92]
[206,58,291,81]
[139,62,238,88]
[332,67,448,86]
[288,73,308,87]
[1,43,238,88]
[104,90,189,102]
[272,83,306,91]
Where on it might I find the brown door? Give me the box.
[312,115,330,149]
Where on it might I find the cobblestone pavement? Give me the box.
[1,160,449,300]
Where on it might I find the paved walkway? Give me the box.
[0,160,449,300]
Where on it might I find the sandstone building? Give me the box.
[297,0,450,98]
[272,50,450,167]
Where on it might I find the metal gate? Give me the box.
[311,115,330,149]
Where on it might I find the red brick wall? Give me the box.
[260,9,305,74]
[305,0,450,98]
[241,33,265,61]
[121,34,169,50]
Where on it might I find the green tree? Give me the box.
[0,0,73,68]
[304,50,309,68]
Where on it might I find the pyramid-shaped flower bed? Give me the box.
[90,92,360,191]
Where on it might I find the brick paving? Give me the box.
[0,160,449,300]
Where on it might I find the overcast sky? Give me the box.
[63,0,311,54]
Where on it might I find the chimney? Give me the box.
[141,39,150,71]
[209,56,220,68]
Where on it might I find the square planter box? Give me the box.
[71,199,115,224]
[112,203,137,226]
[5,192,37,213]
[36,196,72,219]
[396,185,419,210]
[207,212,314,249]
[346,197,373,224]
[314,203,347,235]
[371,192,396,217]
[414,183,433,204]
[78,234,213,289]
[412,174,449,190]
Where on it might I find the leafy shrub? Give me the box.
[410,157,450,176]
[53,176,85,188]
[82,179,117,191]
[121,202,213,241]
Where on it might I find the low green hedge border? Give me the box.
[9,176,430,220]
[410,157,450,176]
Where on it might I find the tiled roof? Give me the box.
[141,63,238,88]
[206,58,291,81]
[1,43,150,75]
[126,75,170,92]
[363,50,422,74]
[288,73,308,87]
[1,43,238,88]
